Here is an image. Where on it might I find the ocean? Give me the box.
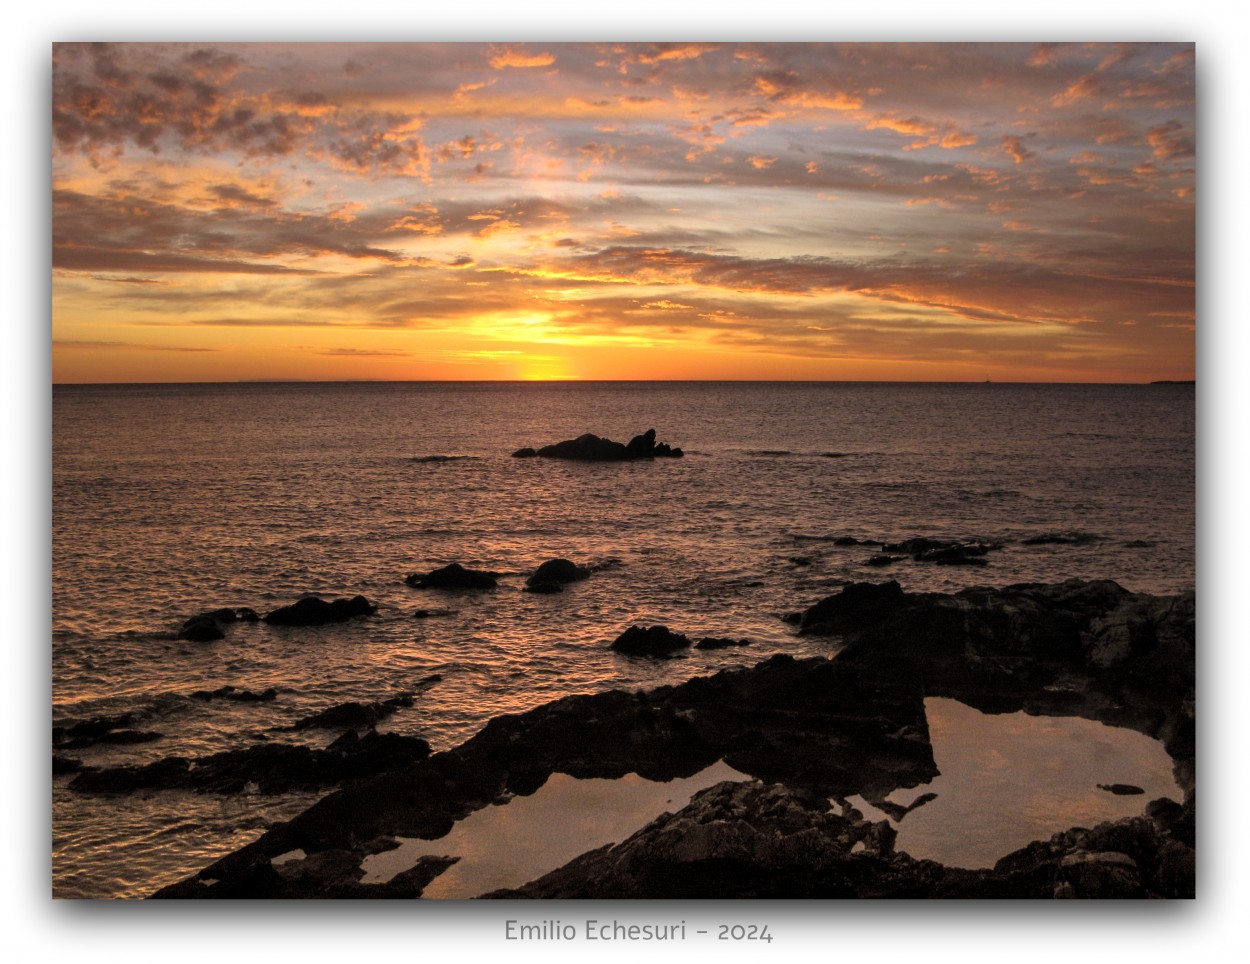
[51,381,1195,898]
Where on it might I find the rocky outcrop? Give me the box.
[694,636,752,650]
[190,686,278,703]
[405,563,499,590]
[150,580,1194,900]
[488,780,1194,900]
[263,595,376,626]
[610,625,692,657]
[178,607,261,642]
[292,696,413,731]
[524,558,591,594]
[512,428,683,461]
[70,730,431,796]
[788,578,1195,765]
[53,713,164,750]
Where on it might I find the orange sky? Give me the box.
[51,42,1195,383]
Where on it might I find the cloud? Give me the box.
[53,339,219,352]
[489,47,556,70]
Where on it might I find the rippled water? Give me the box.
[51,381,1194,898]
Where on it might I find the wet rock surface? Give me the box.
[524,558,591,594]
[512,428,683,461]
[263,595,376,626]
[405,563,499,590]
[151,580,1193,899]
[70,730,432,796]
[610,625,692,657]
[178,607,261,641]
[190,686,278,703]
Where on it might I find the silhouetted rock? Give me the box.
[694,636,752,650]
[610,625,692,657]
[514,428,683,461]
[53,755,83,775]
[1099,783,1146,795]
[151,581,1194,900]
[293,696,412,731]
[71,731,432,796]
[53,713,162,749]
[405,563,499,590]
[178,607,261,641]
[864,554,903,567]
[1022,532,1102,546]
[264,595,377,626]
[525,558,590,593]
[833,536,864,546]
[790,580,906,635]
[190,686,278,703]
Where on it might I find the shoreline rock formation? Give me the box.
[149,579,1194,900]
[512,428,683,461]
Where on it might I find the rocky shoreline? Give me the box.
[146,577,1193,900]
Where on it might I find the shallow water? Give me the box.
[358,760,751,898]
[848,698,1183,869]
[51,381,1194,897]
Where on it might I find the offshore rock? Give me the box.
[406,563,499,590]
[694,636,752,650]
[293,695,413,731]
[525,558,591,590]
[71,731,431,796]
[610,625,692,657]
[178,607,260,641]
[190,685,278,703]
[513,428,683,462]
[263,595,376,626]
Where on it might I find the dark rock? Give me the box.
[792,580,906,635]
[833,536,863,546]
[264,595,377,626]
[53,755,83,775]
[511,447,538,458]
[70,757,192,794]
[53,712,136,745]
[1022,532,1102,546]
[71,731,432,797]
[405,563,498,590]
[610,625,692,657]
[881,537,954,555]
[526,558,591,589]
[178,615,226,642]
[190,686,278,703]
[178,607,261,641]
[293,695,414,731]
[412,608,454,619]
[523,580,564,594]
[517,428,683,461]
[864,554,904,567]
[694,637,752,650]
[1098,783,1146,795]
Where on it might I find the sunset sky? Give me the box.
[51,41,1195,383]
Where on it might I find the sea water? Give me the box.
[51,381,1194,897]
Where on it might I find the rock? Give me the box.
[293,695,413,731]
[53,755,83,775]
[791,581,906,635]
[864,554,903,567]
[1098,783,1146,795]
[53,714,162,749]
[525,558,590,591]
[178,607,261,641]
[833,536,863,546]
[412,608,454,619]
[1022,532,1102,546]
[405,563,498,590]
[263,595,377,626]
[610,625,692,657]
[515,429,683,461]
[190,686,278,703]
[694,637,752,650]
[71,731,432,796]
